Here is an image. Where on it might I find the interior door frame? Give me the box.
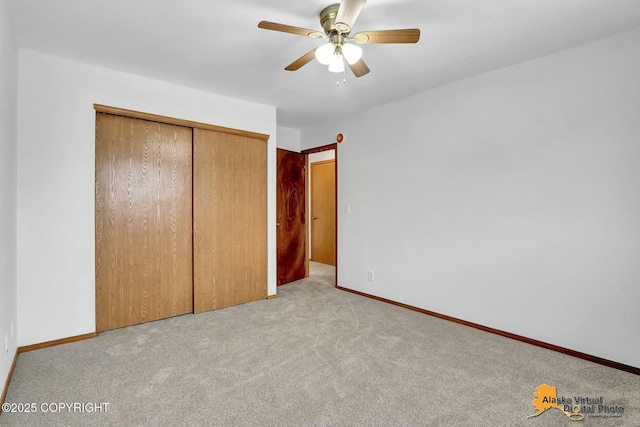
[301,143,338,287]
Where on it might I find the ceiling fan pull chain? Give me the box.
[343,57,347,84]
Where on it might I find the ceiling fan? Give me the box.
[258,0,420,79]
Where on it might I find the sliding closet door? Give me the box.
[95,113,193,332]
[193,129,267,313]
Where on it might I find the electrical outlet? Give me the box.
[4,335,8,355]
[368,270,374,281]
[345,204,351,213]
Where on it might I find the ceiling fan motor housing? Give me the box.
[320,4,341,35]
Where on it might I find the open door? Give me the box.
[276,149,307,285]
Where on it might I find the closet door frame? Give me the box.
[94,104,269,140]
[94,104,269,331]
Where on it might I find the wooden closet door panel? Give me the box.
[244,133,268,301]
[193,129,267,313]
[95,113,193,332]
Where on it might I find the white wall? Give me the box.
[0,0,19,391]
[17,49,277,347]
[301,28,640,368]
[276,125,301,152]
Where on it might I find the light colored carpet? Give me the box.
[1,262,638,426]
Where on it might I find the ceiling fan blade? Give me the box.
[258,21,324,38]
[354,29,420,44]
[335,0,367,33]
[285,48,318,71]
[347,58,370,77]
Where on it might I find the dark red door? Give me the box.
[276,149,306,285]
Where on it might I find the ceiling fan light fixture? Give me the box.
[328,53,345,73]
[342,43,363,64]
[315,42,335,65]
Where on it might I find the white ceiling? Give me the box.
[13,0,640,129]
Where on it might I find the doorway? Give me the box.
[276,144,338,288]
[305,145,337,286]
[309,157,336,265]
